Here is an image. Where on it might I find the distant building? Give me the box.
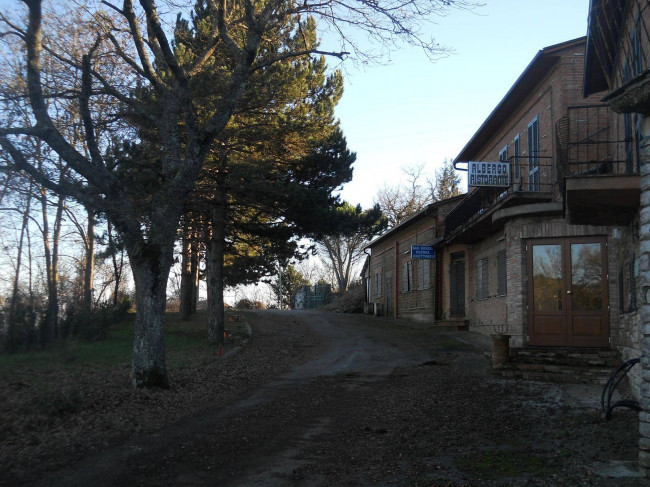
[364,197,463,323]
[293,284,332,310]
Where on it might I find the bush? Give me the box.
[235,298,266,310]
[1,298,39,353]
[61,298,132,342]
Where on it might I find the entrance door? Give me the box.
[528,237,609,347]
[449,252,465,317]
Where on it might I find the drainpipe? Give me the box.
[453,160,468,172]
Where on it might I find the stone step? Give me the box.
[494,347,621,385]
[495,368,610,385]
[509,347,619,367]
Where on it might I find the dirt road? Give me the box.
[35,310,638,486]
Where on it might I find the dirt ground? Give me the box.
[0,310,640,486]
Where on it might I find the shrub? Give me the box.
[235,298,266,310]
[61,298,132,342]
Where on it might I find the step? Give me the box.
[509,347,619,367]
[495,367,610,385]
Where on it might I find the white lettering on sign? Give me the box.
[468,161,510,188]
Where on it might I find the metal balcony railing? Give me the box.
[445,157,554,238]
[559,105,639,177]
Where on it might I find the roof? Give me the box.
[365,195,465,249]
[454,37,587,164]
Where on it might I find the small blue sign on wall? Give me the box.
[411,245,435,259]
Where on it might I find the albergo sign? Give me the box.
[468,161,510,188]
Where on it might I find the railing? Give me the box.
[445,157,554,237]
[561,105,638,177]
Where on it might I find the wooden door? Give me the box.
[528,237,609,347]
[449,252,465,317]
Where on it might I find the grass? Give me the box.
[455,450,554,480]
[0,310,249,375]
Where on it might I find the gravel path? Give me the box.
[4,310,640,486]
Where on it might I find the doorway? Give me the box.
[449,252,465,317]
[527,237,609,347]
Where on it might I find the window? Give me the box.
[417,259,430,290]
[528,117,539,192]
[624,112,640,174]
[403,261,413,293]
[514,134,521,186]
[497,250,507,296]
[630,253,637,312]
[374,272,382,297]
[476,258,488,300]
[632,13,643,77]
[499,145,508,163]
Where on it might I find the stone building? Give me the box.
[582,0,649,480]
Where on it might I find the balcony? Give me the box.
[560,105,640,225]
[444,157,558,243]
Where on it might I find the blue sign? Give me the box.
[411,245,435,259]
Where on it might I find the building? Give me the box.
[364,197,463,323]
[582,0,650,479]
[440,36,641,359]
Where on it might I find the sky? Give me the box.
[333,0,591,208]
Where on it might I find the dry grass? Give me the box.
[0,311,249,484]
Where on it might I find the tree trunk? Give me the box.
[40,185,63,343]
[191,235,200,313]
[83,207,95,309]
[107,222,123,307]
[207,192,226,346]
[129,242,173,389]
[7,184,32,350]
[179,222,193,320]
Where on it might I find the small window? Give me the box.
[630,253,637,312]
[514,134,521,184]
[476,258,488,300]
[528,116,540,192]
[499,145,508,163]
[374,272,382,297]
[403,261,413,293]
[497,250,506,296]
[418,259,430,290]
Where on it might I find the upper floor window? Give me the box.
[527,116,540,192]
[513,134,521,186]
[499,145,508,162]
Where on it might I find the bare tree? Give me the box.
[1,0,476,388]
[375,163,432,226]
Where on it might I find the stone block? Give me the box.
[642,421,650,441]
[640,436,650,451]
[641,451,650,469]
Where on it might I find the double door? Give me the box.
[527,237,609,347]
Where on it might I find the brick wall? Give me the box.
[467,233,507,337]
